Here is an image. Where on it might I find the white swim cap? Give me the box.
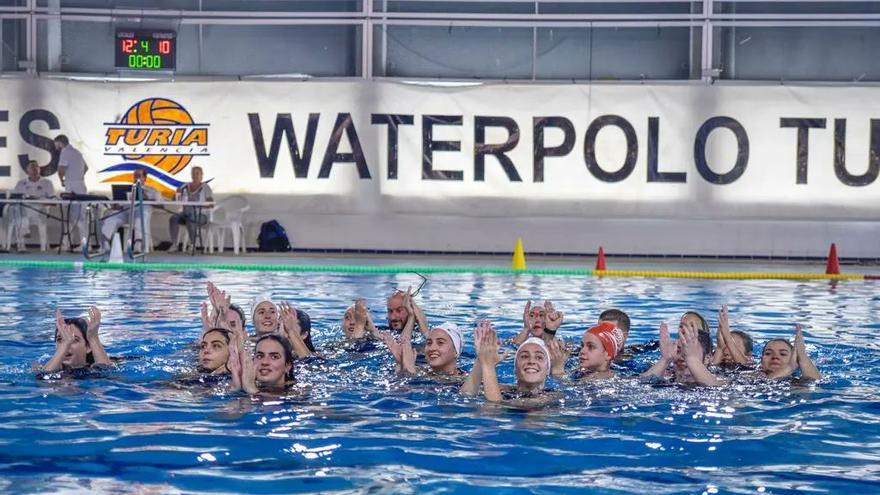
[251,294,276,322]
[433,322,463,356]
[515,337,550,378]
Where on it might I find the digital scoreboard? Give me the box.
[115,30,176,71]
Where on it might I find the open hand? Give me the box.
[680,325,704,363]
[522,300,535,329]
[475,320,506,367]
[86,306,101,341]
[658,322,676,361]
[279,301,300,335]
[548,338,568,375]
[544,300,564,332]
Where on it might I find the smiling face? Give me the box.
[386,294,409,332]
[761,340,792,373]
[425,328,457,374]
[199,330,230,373]
[253,302,278,334]
[55,326,89,368]
[254,338,292,389]
[528,306,546,336]
[516,342,549,386]
[579,332,610,372]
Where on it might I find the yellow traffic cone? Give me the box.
[512,238,527,271]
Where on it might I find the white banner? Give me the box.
[1,79,878,256]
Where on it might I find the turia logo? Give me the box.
[100,97,210,197]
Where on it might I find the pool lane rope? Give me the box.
[0,259,872,280]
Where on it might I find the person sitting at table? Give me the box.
[8,160,54,251]
[99,168,160,252]
[168,166,213,252]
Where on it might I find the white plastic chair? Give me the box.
[209,196,250,254]
[4,193,48,251]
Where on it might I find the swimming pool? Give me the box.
[0,265,878,494]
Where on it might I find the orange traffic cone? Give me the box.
[595,246,607,271]
[825,243,840,275]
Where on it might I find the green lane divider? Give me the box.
[0,259,592,276]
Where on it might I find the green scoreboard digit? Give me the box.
[115,30,176,71]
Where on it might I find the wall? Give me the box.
[0,78,878,258]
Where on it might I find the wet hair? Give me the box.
[599,308,630,334]
[54,317,94,365]
[761,338,793,355]
[682,311,713,355]
[682,311,710,333]
[694,328,713,357]
[202,328,231,344]
[730,330,754,355]
[228,304,247,330]
[256,334,295,382]
[296,309,315,353]
[54,134,69,145]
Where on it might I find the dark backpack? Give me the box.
[257,220,291,252]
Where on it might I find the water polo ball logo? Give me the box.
[120,98,206,173]
[101,97,210,195]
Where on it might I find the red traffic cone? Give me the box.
[595,246,607,271]
[825,243,840,275]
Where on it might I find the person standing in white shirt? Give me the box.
[10,160,55,250]
[54,134,89,247]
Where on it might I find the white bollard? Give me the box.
[108,232,124,264]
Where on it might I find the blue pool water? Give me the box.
[0,266,879,494]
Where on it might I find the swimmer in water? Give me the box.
[512,300,564,346]
[251,294,280,336]
[710,305,754,368]
[198,328,233,375]
[760,325,821,380]
[38,307,111,373]
[248,294,314,356]
[278,301,316,358]
[229,333,296,394]
[382,289,430,338]
[382,304,465,377]
[462,320,557,405]
[551,322,624,381]
[641,320,722,386]
[342,299,381,341]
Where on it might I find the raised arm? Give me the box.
[279,301,313,359]
[681,325,722,386]
[548,338,569,378]
[478,323,505,402]
[544,300,564,337]
[379,330,404,374]
[461,320,488,396]
[410,298,431,339]
[793,325,821,380]
[41,310,73,373]
[86,306,112,366]
[641,323,676,378]
[511,300,534,346]
[717,305,751,365]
